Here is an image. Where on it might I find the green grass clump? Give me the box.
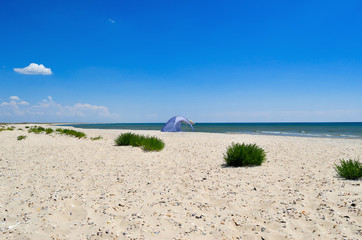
[45,128,54,134]
[17,135,27,140]
[335,159,362,180]
[224,143,266,167]
[115,132,138,146]
[115,132,165,151]
[27,126,85,138]
[25,126,30,129]
[141,136,165,151]
[56,128,86,138]
[28,126,46,134]
[90,136,103,140]
[28,126,54,134]
[1,126,15,131]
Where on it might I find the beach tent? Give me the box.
[161,116,194,132]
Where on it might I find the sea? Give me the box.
[63,122,362,139]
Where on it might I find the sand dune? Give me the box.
[0,124,361,239]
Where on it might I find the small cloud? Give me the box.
[19,101,30,106]
[108,18,115,23]
[1,96,29,106]
[10,96,20,100]
[14,63,52,75]
[1,96,29,108]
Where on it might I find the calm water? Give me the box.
[63,122,362,139]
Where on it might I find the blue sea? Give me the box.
[63,122,362,139]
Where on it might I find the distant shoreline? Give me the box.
[58,122,362,139]
[3,122,362,139]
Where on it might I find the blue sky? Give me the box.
[1,0,361,123]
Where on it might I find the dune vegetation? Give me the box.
[115,132,165,151]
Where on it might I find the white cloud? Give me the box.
[10,96,20,100]
[1,96,29,106]
[0,96,117,122]
[14,63,52,75]
[109,18,115,23]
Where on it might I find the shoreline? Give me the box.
[57,122,362,140]
[3,122,362,140]
[0,124,361,239]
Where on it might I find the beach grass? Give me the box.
[115,132,165,151]
[90,136,103,140]
[45,128,54,134]
[0,126,15,132]
[28,126,54,134]
[56,128,86,139]
[141,136,165,151]
[28,126,86,138]
[28,126,46,134]
[115,132,138,146]
[17,135,27,140]
[335,159,362,180]
[224,143,266,167]
[0,128,13,132]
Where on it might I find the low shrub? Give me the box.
[142,136,165,151]
[90,136,103,140]
[115,132,165,151]
[25,126,30,129]
[28,126,46,134]
[335,159,362,180]
[28,126,54,135]
[17,135,27,140]
[115,132,137,146]
[224,143,266,167]
[45,128,54,134]
[56,128,86,138]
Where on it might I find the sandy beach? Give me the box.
[0,124,361,240]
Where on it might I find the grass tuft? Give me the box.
[115,132,165,151]
[27,126,86,139]
[56,128,86,138]
[17,135,27,140]
[141,136,165,151]
[0,126,15,132]
[335,159,362,180]
[28,126,46,134]
[224,143,266,167]
[45,128,54,134]
[115,132,137,146]
[28,126,54,135]
[90,136,103,140]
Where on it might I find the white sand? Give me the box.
[0,124,361,240]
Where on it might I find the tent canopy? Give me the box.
[161,116,194,132]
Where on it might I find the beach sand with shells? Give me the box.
[0,124,361,239]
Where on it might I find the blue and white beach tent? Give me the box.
[161,116,195,132]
